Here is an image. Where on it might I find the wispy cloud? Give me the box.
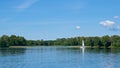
[0,18,11,23]
[113,16,119,19]
[110,26,120,31]
[70,3,83,10]
[99,19,120,31]
[100,20,115,27]
[17,0,39,11]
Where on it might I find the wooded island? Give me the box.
[0,35,120,48]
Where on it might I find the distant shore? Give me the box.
[9,46,120,48]
[1,35,120,48]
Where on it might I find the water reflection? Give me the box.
[0,48,26,68]
[0,46,120,68]
[81,48,85,64]
[0,48,26,56]
[85,48,120,54]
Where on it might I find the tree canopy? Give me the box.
[0,35,120,48]
[0,35,26,47]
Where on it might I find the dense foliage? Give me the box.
[0,35,26,47]
[0,35,120,48]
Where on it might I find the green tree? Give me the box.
[101,35,111,48]
[111,35,120,47]
[17,36,26,46]
[0,35,10,47]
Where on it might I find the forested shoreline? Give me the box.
[0,35,120,48]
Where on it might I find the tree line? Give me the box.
[0,35,26,47]
[0,35,120,48]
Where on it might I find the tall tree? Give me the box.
[0,35,10,47]
[101,35,111,48]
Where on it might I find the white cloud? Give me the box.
[17,0,39,11]
[113,16,119,19]
[76,26,80,30]
[100,20,120,31]
[100,20,115,27]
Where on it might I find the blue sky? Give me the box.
[0,0,120,40]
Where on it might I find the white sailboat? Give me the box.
[80,40,85,48]
[81,40,85,64]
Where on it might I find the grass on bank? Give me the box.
[9,45,120,48]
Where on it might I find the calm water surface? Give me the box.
[0,46,120,68]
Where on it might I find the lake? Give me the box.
[0,46,120,68]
